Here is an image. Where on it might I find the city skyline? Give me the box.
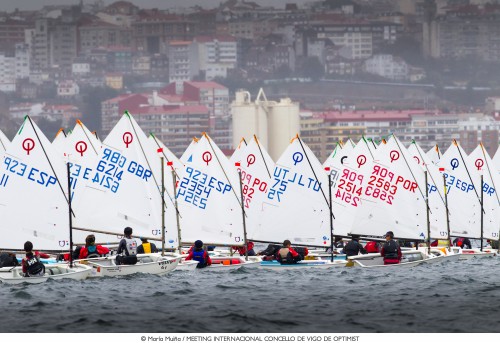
[0,0,312,12]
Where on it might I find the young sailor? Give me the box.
[79,234,110,259]
[137,237,158,254]
[185,240,212,269]
[276,240,303,264]
[380,231,402,265]
[116,227,138,265]
[22,241,50,277]
[231,241,256,256]
[343,235,368,256]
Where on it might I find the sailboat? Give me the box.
[253,136,346,269]
[0,116,92,283]
[71,112,180,276]
[437,141,494,259]
[0,128,10,157]
[175,133,259,270]
[347,136,438,268]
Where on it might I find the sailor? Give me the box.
[0,252,19,267]
[79,234,110,259]
[22,241,50,277]
[325,236,344,253]
[116,227,138,265]
[231,241,256,256]
[343,235,367,256]
[137,237,158,254]
[276,240,303,264]
[185,240,211,269]
[453,237,472,249]
[380,231,402,265]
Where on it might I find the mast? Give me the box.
[328,171,334,262]
[171,165,182,254]
[425,171,431,255]
[161,157,165,256]
[480,174,484,252]
[443,174,451,252]
[238,168,249,261]
[66,162,73,268]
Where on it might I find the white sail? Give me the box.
[427,145,442,165]
[0,116,70,250]
[180,137,199,164]
[467,144,500,241]
[72,112,163,241]
[176,133,244,246]
[408,141,448,240]
[229,138,247,165]
[51,128,68,155]
[254,136,331,247]
[323,138,376,237]
[0,129,10,157]
[351,136,427,240]
[493,147,500,177]
[232,135,274,240]
[438,141,481,239]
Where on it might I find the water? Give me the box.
[1,258,499,333]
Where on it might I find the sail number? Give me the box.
[1,156,57,188]
[237,167,268,209]
[268,166,321,202]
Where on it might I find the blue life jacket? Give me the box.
[86,245,99,258]
[192,249,207,268]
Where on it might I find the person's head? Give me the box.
[124,227,133,237]
[195,240,203,249]
[24,241,33,253]
[140,237,148,243]
[85,234,95,247]
[350,234,360,241]
[385,231,394,240]
[283,239,291,248]
[334,236,342,243]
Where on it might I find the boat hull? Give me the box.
[82,254,180,277]
[259,260,347,270]
[0,264,92,284]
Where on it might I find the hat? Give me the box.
[385,231,394,238]
[140,237,148,242]
[195,240,203,248]
[124,227,133,236]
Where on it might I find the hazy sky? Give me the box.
[0,0,311,12]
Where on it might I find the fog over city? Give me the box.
[1,0,307,11]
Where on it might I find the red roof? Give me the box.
[134,105,209,115]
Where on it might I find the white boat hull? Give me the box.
[206,256,261,270]
[347,251,428,268]
[458,249,496,260]
[259,259,347,270]
[0,264,92,284]
[82,253,181,277]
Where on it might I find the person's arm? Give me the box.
[36,251,51,259]
[151,243,158,253]
[380,246,385,257]
[185,252,194,261]
[397,247,402,260]
[205,252,212,266]
[78,248,87,259]
[288,248,299,257]
[22,259,27,274]
[117,239,126,255]
[97,245,110,255]
[136,245,144,254]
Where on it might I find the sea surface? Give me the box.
[1,257,499,333]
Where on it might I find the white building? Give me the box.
[15,43,30,79]
[57,80,80,97]
[0,53,16,92]
[167,41,199,91]
[363,54,409,81]
[72,61,91,75]
[194,35,238,80]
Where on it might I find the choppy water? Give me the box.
[1,257,499,333]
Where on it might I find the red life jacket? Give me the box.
[457,237,465,247]
[365,241,379,253]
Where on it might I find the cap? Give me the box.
[385,231,394,238]
[195,240,203,248]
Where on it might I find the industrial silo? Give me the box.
[231,90,268,149]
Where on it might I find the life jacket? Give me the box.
[365,241,379,253]
[141,242,152,254]
[277,248,297,264]
[456,237,465,247]
[124,237,137,256]
[383,240,399,259]
[25,254,45,277]
[86,245,100,259]
[192,249,207,268]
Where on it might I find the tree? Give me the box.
[298,57,324,81]
[80,86,119,133]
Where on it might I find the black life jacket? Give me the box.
[383,240,399,259]
[343,240,362,256]
[277,248,298,264]
[25,255,45,277]
[0,253,18,267]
